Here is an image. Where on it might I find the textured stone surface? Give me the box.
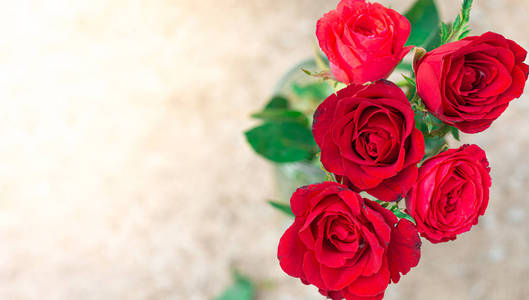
[0,0,528,299]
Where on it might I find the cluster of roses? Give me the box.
[277,0,528,299]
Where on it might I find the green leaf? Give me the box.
[404,0,440,47]
[415,112,448,136]
[459,29,471,39]
[387,203,416,223]
[375,199,391,209]
[264,96,289,110]
[396,61,413,73]
[251,109,308,126]
[424,113,434,133]
[268,200,295,217]
[440,0,473,44]
[245,122,317,163]
[402,74,416,88]
[450,126,460,141]
[410,92,427,113]
[440,22,450,42]
[423,26,441,51]
[461,0,473,19]
[453,15,462,30]
[415,112,451,159]
[215,271,254,300]
[292,82,333,102]
[424,136,447,159]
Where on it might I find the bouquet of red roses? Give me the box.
[244,0,528,299]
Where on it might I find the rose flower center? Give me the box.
[322,215,367,257]
[460,66,485,92]
[356,129,391,161]
[444,190,460,213]
[352,14,385,36]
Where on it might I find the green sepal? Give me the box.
[392,209,416,224]
[396,61,413,73]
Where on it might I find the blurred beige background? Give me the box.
[0,0,528,299]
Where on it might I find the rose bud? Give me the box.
[278,182,421,300]
[312,80,425,202]
[405,144,491,243]
[316,0,413,84]
[415,31,529,133]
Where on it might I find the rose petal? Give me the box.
[278,218,307,278]
[387,219,422,283]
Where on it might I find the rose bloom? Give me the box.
[278,182,421,300]
[406,145,491,243]
[312,80,424,202]
[316,0,412,84]
[415,31,529,133]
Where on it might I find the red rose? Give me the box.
[415,31,529,133]
[405,144,491,243]
[313,80,425,202]
[278,182,421,300]
[316,0,413,84]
